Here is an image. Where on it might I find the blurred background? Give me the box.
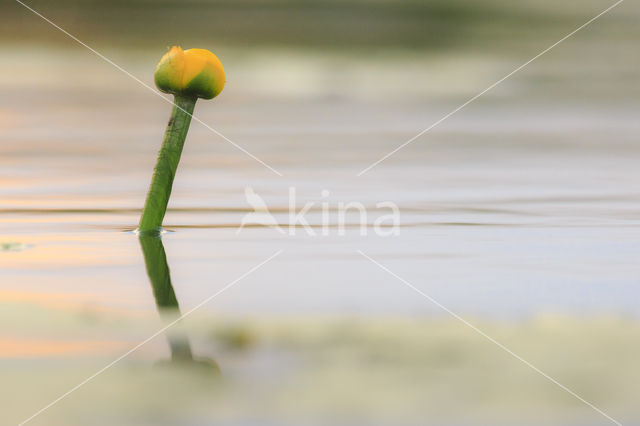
[1,0,640,425]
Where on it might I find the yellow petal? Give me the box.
[154,46,186,95]
[154,46,225,100]
[182,49,209,87]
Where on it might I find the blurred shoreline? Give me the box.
[4,0,637,50]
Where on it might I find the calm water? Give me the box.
[2,42,640,425]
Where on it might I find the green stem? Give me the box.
[139,234,193,361]
[139,94,197,235]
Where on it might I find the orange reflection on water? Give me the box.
[0,289,123,311]
[0,233,138,269]
[0,337,122,358]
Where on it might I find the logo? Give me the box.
[237,187,400,236]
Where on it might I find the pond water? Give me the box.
[1,40,640,425]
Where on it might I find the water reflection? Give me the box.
[139,235,220,372]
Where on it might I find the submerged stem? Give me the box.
[139,94,197,235]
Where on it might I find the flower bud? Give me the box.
[154,46,225,100]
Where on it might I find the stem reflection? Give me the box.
[139,234,219,372]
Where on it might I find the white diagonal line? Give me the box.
[18,249,283,426]
[357,250,623,426]
[357,0,624,176]
[14,0,283,177]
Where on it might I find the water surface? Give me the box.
[2,29,640,425]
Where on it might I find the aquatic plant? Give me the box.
[139,234,221,373]
[139,46,225,234]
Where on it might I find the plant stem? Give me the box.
[139,234,193,361]
[139,94,197,234]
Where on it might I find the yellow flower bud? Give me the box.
[154,46,225,100]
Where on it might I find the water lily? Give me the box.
[154,46,225,100]
[139,46,225,235]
